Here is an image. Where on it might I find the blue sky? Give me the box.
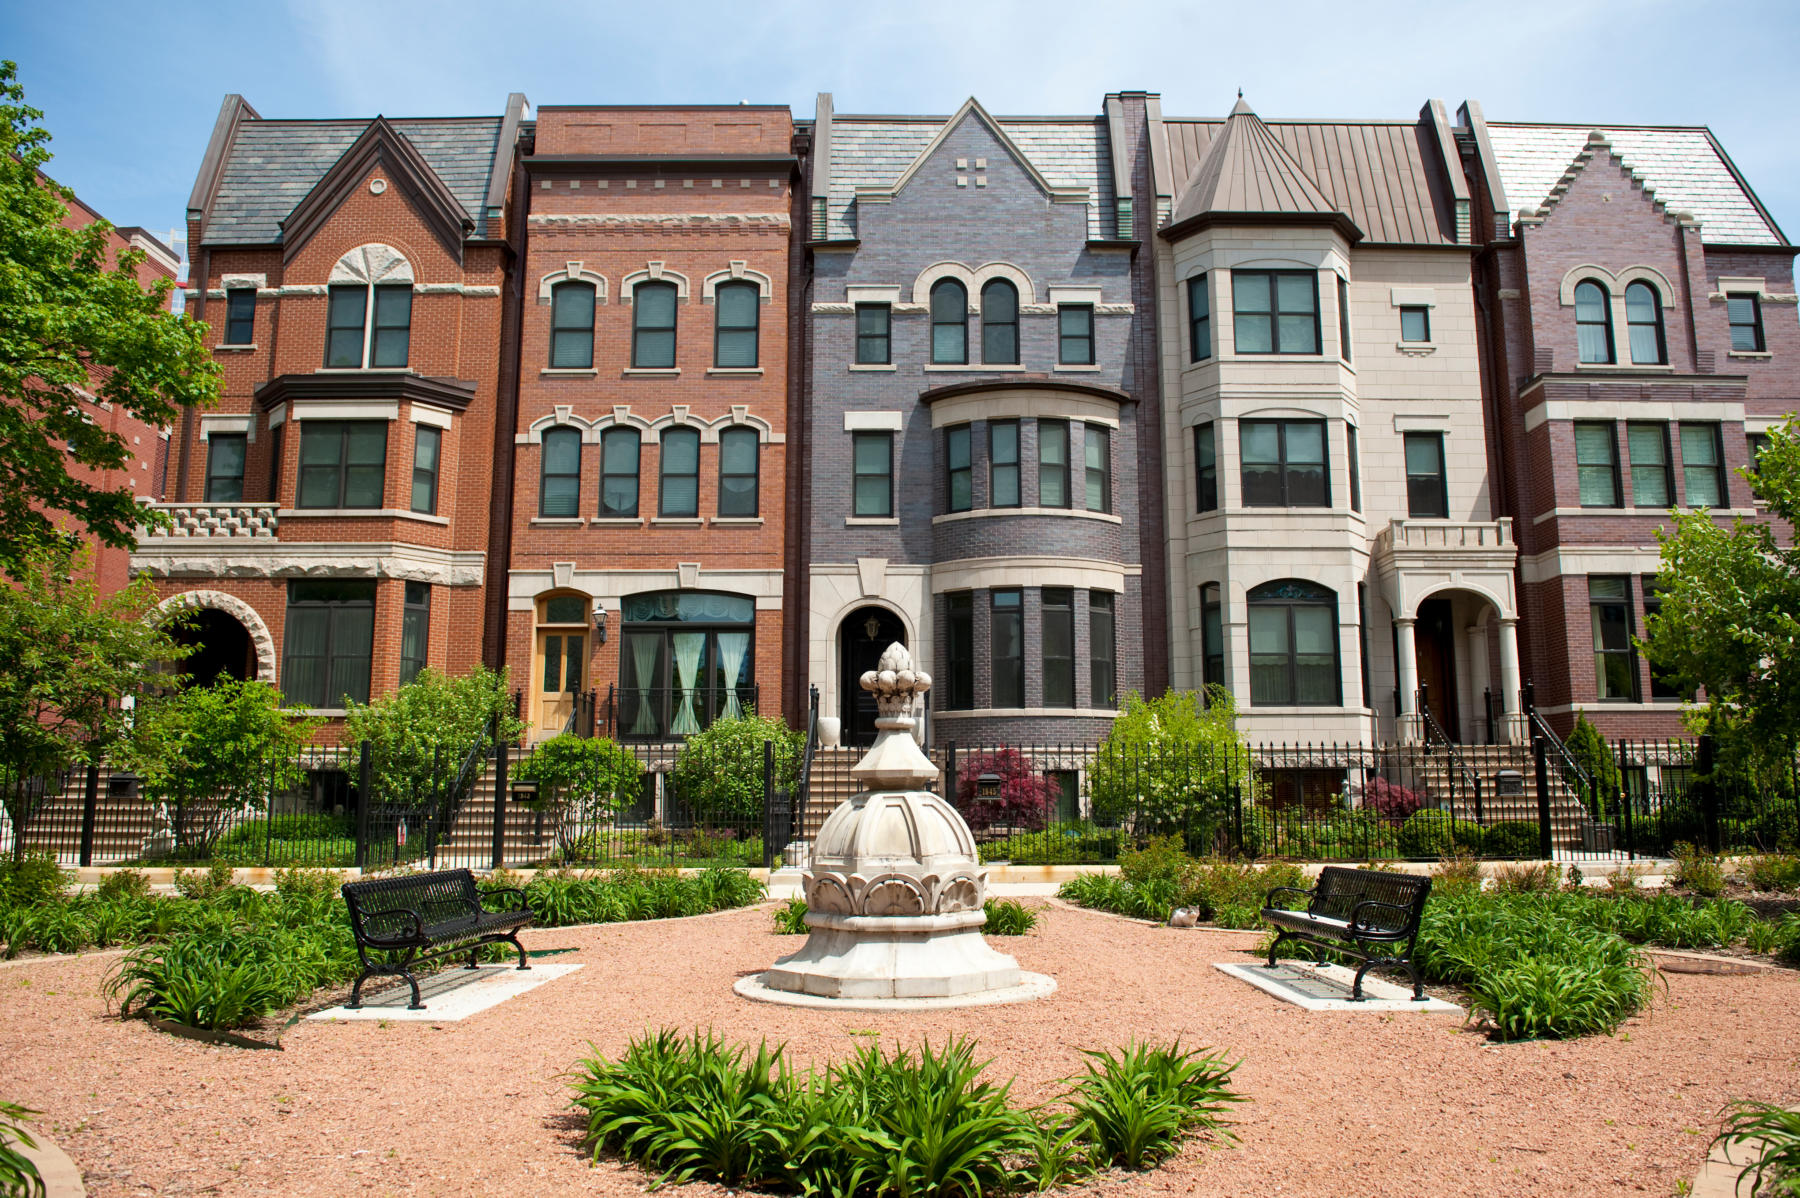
[9,0,1800,259]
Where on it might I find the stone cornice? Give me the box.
[527,213,790,230]
[255,372,478,413]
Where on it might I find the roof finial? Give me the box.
[1238,87,1243,99]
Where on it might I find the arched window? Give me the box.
[1574,280,1614,364]
[1246,580,1340,707]
[714,281,759,368]
[1625,282,1665,365]
[539,427,581,517]
[633,281,678,368]
[549,281,595,369]
[599,428,640,518]
[930,279,967,364]
[717,426,759,517]
[659,427,700,518]
[981,279,1019,364]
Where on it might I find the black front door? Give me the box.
[840,607,906,747]
[1415,598,1461,741]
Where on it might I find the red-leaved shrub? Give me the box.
[1362,776,1424,822]
[954,749,1058,833]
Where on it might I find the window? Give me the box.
[717,426,758,517]
[1642,579,1684,701]
[1240,419,1328,507]
[600,428,640,518]
[325,286,366,367]
[930,279,967,364]
[410,425,441,515]
[1575,280,1614,364]
[324,284,410,368]
[1059,304,1094,365]
[1043,588,1075,707]
[370,286,412,368]
[1680,423,1726,508]
[1346,424,1361,513]
[1627,422,1672,508]
[1728,293,1765,352]
[268,423,283,503]
[1188,274,1211,361]
[1589,576,1638,701]
[617,592,755,740]
[1195,423,1217,512]
[989,420,1020,507]
[1357,582,1372,709]
[632,281,678,368]
[991,589,1023,708]
[297,420,386,509]
[945,425,972,513]
[855,303,890,364]
[1200,582,1224,692]
[1084,424,1111,513]
[852,431,892,517]
[981,280,1019,365]
[204,433,245,502]
[1247,581,1340,706]
[400,581,430,686]
[1574,421,1621,507]
[1232,270,1319,354]
[1399,305,1430,343]
[945,592,974,710]
[550,282,595,368]
[1090,590,1116,708]
[714,281,759,368]
[1403,432,1448,518]
[539,426,581,517]
[1749,432,1771,499]
[1038,420,1070,508]
[659,427,700,518]
[1338,276,1353,361]
[1625,282,1665,364]
[282,580,374,708]
[223,288,255,345]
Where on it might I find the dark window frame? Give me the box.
[1727,292,1765,352]
[716,426,759,518]
[1575,280,1615,365]
[538,425,582,518]
[1038,419,1071,509]
[281,580,375,709]
[1084,423,1111,514]
[324,285,367,368]
[204,432,246,503]
[1058,303,1095,365]
[990,588,1024,709]
[658,426,701,518]
[1399,305,1431,343]
[1200,582,1225,694]
[1574,420,1622,508]
[1195,422,1217,512]
[1231,269,1320,355]
[631,281,679,369]
[1239,418,1330,508]
[852,431,893,518]
[1338,275,1353,361]
[855,303,891,365]
[713,280,760,368]
[1246,580,1342,708]
[1089,590,1117,708]
[599,427,642,518]
[981,279,1019,365]
[549,280,597,369]
[1626,421,1674,509]
[400,580,430,686]
[945,592,974,710]
[1679,421,1728,509]
[1589,575,1639,702]
[1188,274,1212,361]
[1624,282,1666,365]
[1346,423,1362,514]
[945,424,972,513]
[989,419,1020,508]
[369,284,412,369]
[410,424,441,515]
[1642,577,1684,701]
[296,419,387,510]
[223,288,255,345]
[930,279,968,365]
[1042,587,1075,708]
[1403,431,1448,519]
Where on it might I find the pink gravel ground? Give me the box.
[2,899,1797,1197]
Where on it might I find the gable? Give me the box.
[883,98,1086,205]
[279,117,474,264]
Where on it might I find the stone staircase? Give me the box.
[1400,743,1602,849]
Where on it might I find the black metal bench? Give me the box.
[1262,866,1432,1001]
[341,868,532,1010]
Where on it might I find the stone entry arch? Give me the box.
[155,590,278,683]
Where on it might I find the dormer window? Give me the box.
[325,282,411,368]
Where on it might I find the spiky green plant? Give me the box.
[1713,1101,1800,1196]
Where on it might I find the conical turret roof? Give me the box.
[1166,95,1362,241]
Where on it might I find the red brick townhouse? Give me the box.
[503,107,799,742]
[133,93,530,723]
[1457,105,1798,739]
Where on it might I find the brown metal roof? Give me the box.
[1164,115,1456,245]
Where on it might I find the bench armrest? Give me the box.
[1348,898,1416,934]
[480,887,530,914]
[1264,885,1314,910]
[355,906,424,948]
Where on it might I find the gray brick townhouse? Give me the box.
[794,93,1165,748]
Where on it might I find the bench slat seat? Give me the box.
[1260,866,1432,1000]
[341,868,532,1010]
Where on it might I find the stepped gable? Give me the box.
[1485,122,1783,245]
[1165,95,1362,242]
[1516,131,1692,229]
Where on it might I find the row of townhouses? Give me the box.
[132,90,1797,754]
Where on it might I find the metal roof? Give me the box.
[201,116,505,246]
[1485,123,1780,245]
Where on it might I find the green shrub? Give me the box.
[1469,955,1651,1042]
[1065,1042,1242,1170]
[1181,859,1307,927]
[519,866,764,928]
[1746,918,1786,955]
[1060,859,1305,928]
[1712,1102,1800,1198]
[1671,842,1727,897]
[1562,712,1622,820]
[344,664,523,809]
[1397,810,1483,859]
[978,821,1119,865]
[1272,811,1401,861]
[772,895,808,935]
[1057,872,1178,923]
[668,712,803,826]
[1481,820,1540,859]
[982,898,1038,936]
[0,1099,42,1198]
[212,812,358,867]
[1117,835,1189,888]
[0,853,68,909]
[1490,862,1562,894]
[171,861,236,900]
[1745,855,1800,893]
[1431,851,1484,897]
[96,869,151,902]
[1088,690,1254,845]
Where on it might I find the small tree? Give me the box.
[121,678,317,856]
[0,543,187,859]
[952,748,1058,833]
[668,712,802,828]
[1088,688,1255,842]
[1562,711,1621,820]
[343,665,526,809]
[513,734,643,861]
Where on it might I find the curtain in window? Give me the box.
[629,633,661,737]
[670,632,706,735]
[327,603,374,706]
[716,632,750,719]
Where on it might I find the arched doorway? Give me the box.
[173,609,257,687]
[838,606,906,747]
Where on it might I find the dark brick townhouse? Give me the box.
[1456,105,1797,738]
[796,94,1162,749]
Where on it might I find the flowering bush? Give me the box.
[954,748,1058,833]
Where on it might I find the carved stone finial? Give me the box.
[859,642,932,719]
[850,642,938,790]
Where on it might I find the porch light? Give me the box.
[593,602,607,644]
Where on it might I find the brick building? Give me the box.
[504,106,799,742]
[797,94,1161,748]
[1456,105,1797,738]
[134,94,527,720]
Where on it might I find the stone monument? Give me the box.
[735,643,1054,1007]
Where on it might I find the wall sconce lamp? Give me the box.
[593,603,608,644]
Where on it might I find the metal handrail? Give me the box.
[1417,688,1482,822]
[793,684,820,846]
[1525,702,1598,818]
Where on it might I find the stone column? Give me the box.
[1497,618,1523,744]
[1394,617,1418,743]
[1465,621,1490,743]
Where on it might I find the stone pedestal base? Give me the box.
[759,909,1023,1000]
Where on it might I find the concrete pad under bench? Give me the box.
[1216,960,1463,1013]
[309,962,582,1022]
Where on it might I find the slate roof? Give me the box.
[825,114,1115,241]
[201,116,505,246]
[1484,123,1781,245]
[1163,116,1456,246]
